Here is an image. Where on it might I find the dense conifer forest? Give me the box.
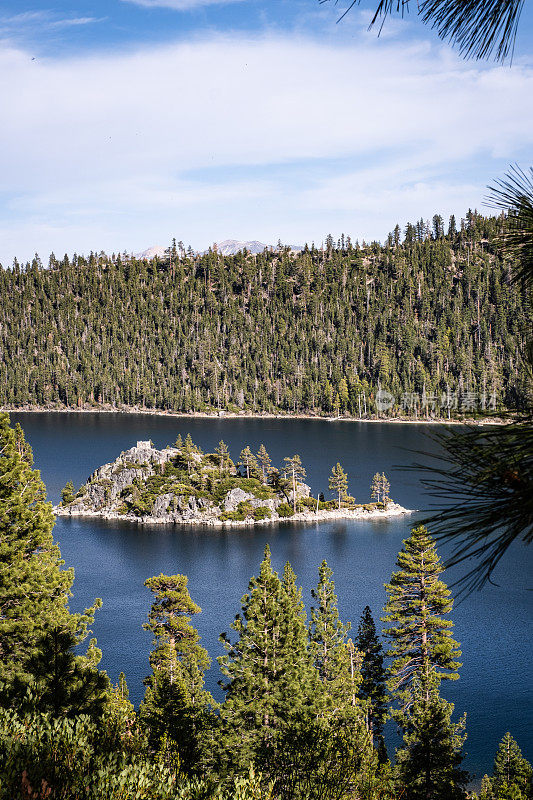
[0,211,530,416]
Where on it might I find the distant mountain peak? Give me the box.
[134,245,167,260]
[134,240,303,260]
[214,239,267,255]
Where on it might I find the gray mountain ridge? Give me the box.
[134,239,303,259]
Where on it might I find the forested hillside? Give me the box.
[0,210,529,416]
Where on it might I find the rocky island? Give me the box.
[55,436,412,526]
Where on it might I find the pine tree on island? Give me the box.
[282,455,306,513]
[329,463,349,509]
[371,472,391,504]
[61,480,75,506]
[140,573,214,775]
[238,446,258,479]
[215,440,230,475]
[371,472,382,502]
[182,433,196,474]
[256,444,272,482]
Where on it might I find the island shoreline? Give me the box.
[53,502,415,528]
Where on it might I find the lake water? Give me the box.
[10,412,533,782]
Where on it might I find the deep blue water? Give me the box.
[10,412,533,782]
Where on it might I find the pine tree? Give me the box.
[382,525,461,710]
[140,573,214,774]
[478,774,495,800]
[355,606,387,752]
[182,434,196,474]
[492,732,533,799]
[218,546,317,774]
[61,480,75,505]
[338,377,350,410]
[0,413,101,696]
[381,473,391,503]
[395,670,468,800]
[23,623,108,720]
[256,444,272,483]
[104,671,136,747]
[282,455,306,513]
[239,446,258,479]
[215,440,230,475]
[310,560,350,686]
[329,462,348,509]
[371,472,382,502]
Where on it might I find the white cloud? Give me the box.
[49,17,106,28]
[0,33,531,262]
[122,0,244,9]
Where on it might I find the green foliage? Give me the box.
[282,456,306,512]
[218,547,319,777]
[0,413,102,700]
[15,625,109,720]
[276,502,294,518]
[60,480,75,505]
[0,217,528,417]
[394,670,469,800]
[371,473,391,504]
[382,525,462,713]
[355,606,388,754]
[140,575,214,776]
[256,445,272,482]
[329,463,349,509]
[490,732,533,800]
[239,447,259,479]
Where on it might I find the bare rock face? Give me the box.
[288,482,311,502]
[223,487,255,511]
[151,493,174,517]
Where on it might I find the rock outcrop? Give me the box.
[55,439,312,525]
[55,438,412,527]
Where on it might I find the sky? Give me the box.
[1,0,532,264]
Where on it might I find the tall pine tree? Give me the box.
[309,560,355,708]
[491,732,533,799]
[355,605,387,754]
[0,413,103,702]
[140,573,214,775]
[382,525,461,709]
[218,546,317,775]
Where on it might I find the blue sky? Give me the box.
[1,0,532,263]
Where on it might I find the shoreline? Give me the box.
[3,405,507,427]
[53,502,415,528]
